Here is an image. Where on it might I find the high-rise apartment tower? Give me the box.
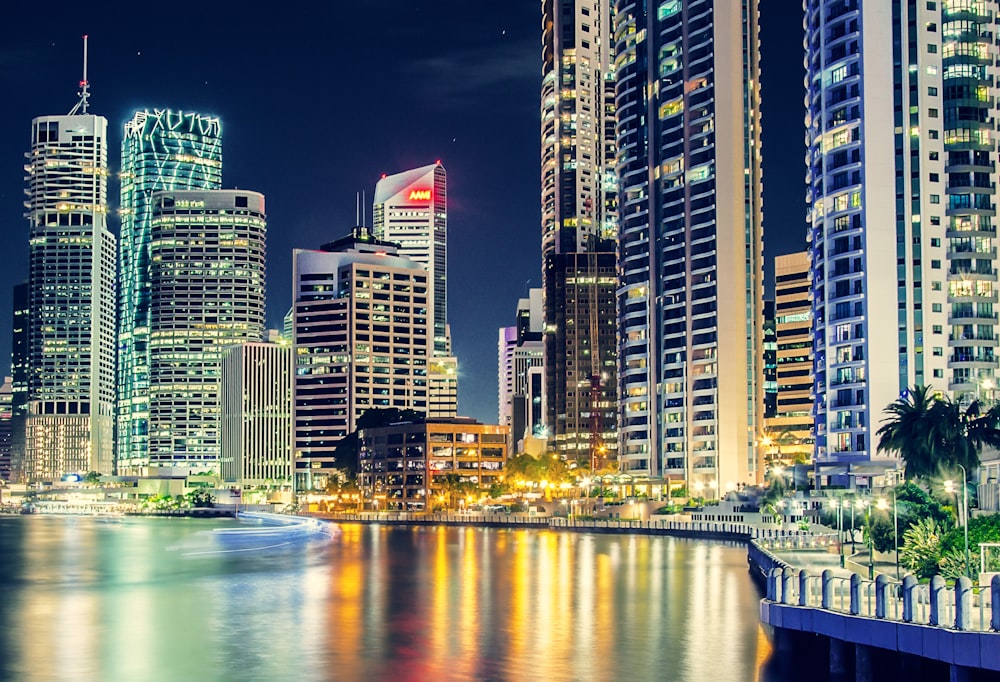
[805,1,1000,475]
[614,0,765,490]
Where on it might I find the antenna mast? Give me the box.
[69,35,91,115]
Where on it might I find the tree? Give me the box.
[876,386,942,480]
[434,473,476,510]
[877,385,1000,480]
[900,517,947,579]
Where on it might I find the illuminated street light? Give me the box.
[945,466,971,578]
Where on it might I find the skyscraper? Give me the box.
[21,78,117,480]
[147,190,266,472]
[292,227,432,492]
[118,109,222,473]
[374,163,448,352]
[373,163,457,417]
[805,1,999,476]
[541,0,619,464]
[220,342,292,489]
[614,0,765,490]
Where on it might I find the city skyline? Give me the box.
[0,1,805,425]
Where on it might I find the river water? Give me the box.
[0,517,786,681]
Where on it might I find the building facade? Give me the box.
[8,282,28,481]
[764,252,813,466]
[805,1,999,473]
[541,0,619,465]
[146,190,266,472]
[373,163,457,417]
[0,377,12,480]
[118,109,223,473]
[614,0,765,490]
[358,418,508,509]
[220,342,293,488]
[498,288,545,449]
[292,228,432,491]
[22,112,116,480]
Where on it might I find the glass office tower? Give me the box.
[117,109,222,473]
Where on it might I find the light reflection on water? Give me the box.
[0,518,782,681]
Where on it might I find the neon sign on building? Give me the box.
[408,189,432,201]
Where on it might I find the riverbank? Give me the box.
[308,510,838,545]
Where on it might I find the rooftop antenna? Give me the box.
[68,35,91,115]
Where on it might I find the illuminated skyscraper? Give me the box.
[541,0,619,463]
[614,0,765,489]
[374,162,457,416]
[806,1,1000,477]
[292,228,432,491]
[146,190,266,472]
[21,80,117,480]
[118,110,222,473]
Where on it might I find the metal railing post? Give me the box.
[955,576,972,631]
[930,575,946,626]
[875,574,889,619]
[992,575,1000,631]
[821,569,833,610]
[902,575,917,623]
[799,570,810,607]
[850,573,861,615]
[782,567,796,605]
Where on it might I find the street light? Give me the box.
[857,497,874,580]
[877,490,900,581]
[945,465,971,578]
[829,499,845,568]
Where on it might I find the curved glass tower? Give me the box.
[117,109,222,473]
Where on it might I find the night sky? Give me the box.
[0,1,805,424]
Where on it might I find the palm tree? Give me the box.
[929,397,1000,475]
[878,385,1000,479]
[877,385,941,479]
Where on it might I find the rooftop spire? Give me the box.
[68,35,91,115]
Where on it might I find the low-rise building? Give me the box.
[358,418,508,509]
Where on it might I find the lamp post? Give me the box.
[859,497,874,580]
[945,465,971,578]
[851,497,862,554]
[830,499,845,568]
[877,489,900,581]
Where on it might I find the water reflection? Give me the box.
[0,519,781,681]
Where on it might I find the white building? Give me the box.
[220,343,293,489]
[615,0,765,489]
[147,190,267,473]
[22,101,116,479]
[805,1,999,479]
[292,227,433,491]
[374,162,457,417]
